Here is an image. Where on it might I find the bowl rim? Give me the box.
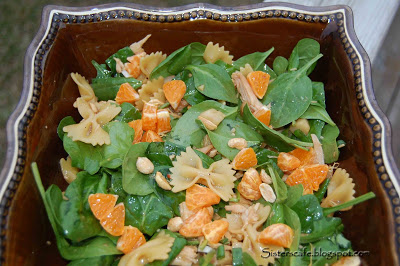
[1,2,399,262]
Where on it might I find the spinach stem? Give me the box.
[323,192,376,216]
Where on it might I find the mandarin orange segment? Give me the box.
[156,109,171,134]
[115,83,140,105]
[125,55,141,78]
[303,164,329,190]
[88,193,118,220]
[231,148,258,170]
[258,223,294,248]
[117,226,146,254]
[186,184,220,211]
[237,168,262,201]
[179,208,212,237]
[277,152,301,172]
[142,102,158,131]
[163,80,186,110]
[247,71,270,99]
[253,106,271,126]
[100,202,125,236]
[202,220,229,244]
[128,119,143,144]
[285,164,329,194]
[289,148,315,166]
[141,130,163,142]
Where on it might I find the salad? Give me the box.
[32,35,375,265]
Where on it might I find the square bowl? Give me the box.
[1,3,399,265]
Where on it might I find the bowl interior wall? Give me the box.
[4,17,395,265]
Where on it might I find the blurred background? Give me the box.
[0,0,399,168]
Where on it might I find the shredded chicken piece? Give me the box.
[231,72,264,112]
[171,246,198,265]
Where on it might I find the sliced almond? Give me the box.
[228,138,247,150]
[259,183,276,203]
[260,169,272,184]
[155,171,172,190]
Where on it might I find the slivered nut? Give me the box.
[260,169,272,184]
[259,183,276,203]
[228,138,247,150]
[155,171,172,190]
[202,134,212,147]
[167,217,183,232]
[197,144,214,154]
[136,157,154,174]
[197,85,205,91]
[208,148,218,157]
[198,116,218,130]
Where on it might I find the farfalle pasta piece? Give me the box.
[59,157,79,183]
[130,34,152,55]
[169,147,236,201]
[136,76,165,110]
[64,74,121,146]
[119,231,174,266]
[140,52,167,78]
[321,168,355,211]
[203,42,233,64]
[70,73,97,103]
[239,63,254,77]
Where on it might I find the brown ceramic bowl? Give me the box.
[1,3,399,265]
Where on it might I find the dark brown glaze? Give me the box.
[3,17,395,265]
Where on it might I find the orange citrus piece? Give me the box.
[202,220,229,244]
[285,164,329,194]
[289,148,315,166]
[237,168,262,200]
[88,193,118,220]
[231,148,258,170]
[277,152,301,172]
[163,80,186,110]
[100,202,125,236]
[156,109,171,134]
[115,83,140,105]
[128,119,143,144]
[247,71,270,99]
[179,208,212,237]
[142,102,158,132]
[253,106,271,126]
[186,184,220,211]
[141,130,163,142]
[125,55,141,78]
[258,223,294,248]
[117,226,146,254]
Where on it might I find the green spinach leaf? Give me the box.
[273,56,288,76]
[124,193,173,235]
[91,60,112,79]
[232,48,274,72]
[167,100,237,147]
[321,124,340,163]
[288,38,320,75]
[91,77,142,101]
[281,205,302,266]
[205,119,263,160]
[59,171,109,242]
[63,134,103,175]
[263,54,323,128]
[242,104,312,152]
[101,121,134,169]
[311,82,326,108]
[268,165,287,203]
[105,47,134,74]
[58,116,76,140]
[186,64,238,103]
[32,163,121,261]
[285,184,303,207]
[113,102,141,123]
[122,142,153,195]
[151,42,206,79]
[300,105,335,126]
[68,255,115,266]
